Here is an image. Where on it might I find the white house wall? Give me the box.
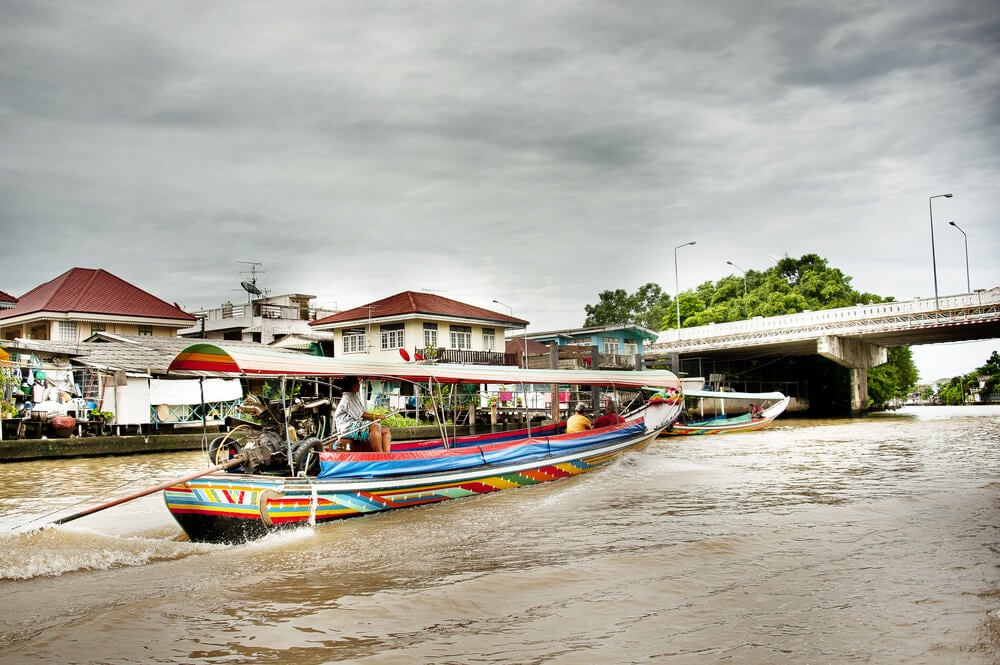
[334,318,502,362]
[100,377,152,425]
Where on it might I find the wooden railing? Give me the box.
[524,344,639,370]
[417,348,518,366]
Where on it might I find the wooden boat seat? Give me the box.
[332,437,375,453]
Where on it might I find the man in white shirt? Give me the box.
[334,376,392,453]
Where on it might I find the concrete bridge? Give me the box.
[646,287,1000,413]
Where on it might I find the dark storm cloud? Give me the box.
[0,0,996,382]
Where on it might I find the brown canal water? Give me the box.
[0,406,997,664]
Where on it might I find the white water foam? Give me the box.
[0,526,219,580]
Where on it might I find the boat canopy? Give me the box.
[684,389,786,401]
[167,342,679,390]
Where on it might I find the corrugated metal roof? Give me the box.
[2,334,303,374]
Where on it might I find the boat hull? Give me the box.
[661,396,790,436]
[165,427,660,543]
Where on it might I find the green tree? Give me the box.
[648,254,889,328]
[584,283,671,330]
[868,347,919,407]
[937,376,970,405]
[982,352,1000,397]
[935,351,999,404]
[582,254,919,412]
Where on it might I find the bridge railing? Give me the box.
[652,287,1000,348]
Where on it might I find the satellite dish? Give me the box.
[241,280,262,296]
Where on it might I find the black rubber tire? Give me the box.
[208,434,244,466]
[292,437,323,476]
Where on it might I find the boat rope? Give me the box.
[199,377,209,454]
[427,377,449,448]
[281,376,295,475]
[308,482,318,526]
[520,381,530,438]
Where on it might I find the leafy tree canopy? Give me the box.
[936,350,1000,404]
[584,254,890,330]
[583,253,921,408]
[583,284,670,330]
[868,346,919,406]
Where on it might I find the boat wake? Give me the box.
[0,526,219,580]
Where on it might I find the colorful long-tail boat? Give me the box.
[162,343,683,543]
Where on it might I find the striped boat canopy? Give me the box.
[168,342,679,390]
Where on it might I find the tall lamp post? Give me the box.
[674,241,696,329]
[726,260,747,294]
[948,221,970,293]
[928,193,953,309]
[492,299,526,367]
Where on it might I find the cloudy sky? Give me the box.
[1,1,997,381]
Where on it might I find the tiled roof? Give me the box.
[0,268,195,322]
[0,290,16,304]
[311,291,528,327]
[506,337,552,356]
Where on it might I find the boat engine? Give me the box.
[238,428,286,475]
[210,393,332,475]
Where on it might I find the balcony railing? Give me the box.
[521,345,639,370]
[417,348,518,366]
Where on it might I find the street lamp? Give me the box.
[674,241,696,329]
[928,193,953,309]
[948,221,970,293]
[493,299,526,367]
[726,260,747,294]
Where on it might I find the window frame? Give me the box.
[423,322,438,349]
[450,325,472,350]
[343,328,366,354]
[58,321,79,342]
[380,323,405,351]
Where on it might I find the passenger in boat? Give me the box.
[566,402,593,433]
[593,400,625,428]
[749,403,764,420]
[334,376,392,453]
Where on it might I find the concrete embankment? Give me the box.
[0,424,482,462]
[0,433,210,462]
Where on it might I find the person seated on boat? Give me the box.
[334,376,392,453]
[566,402,593,433]
[749,403,764,420]
[593,400,625,428]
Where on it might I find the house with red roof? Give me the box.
[310,291,529,365]
[0,290,17,310]
[0,268,196,344]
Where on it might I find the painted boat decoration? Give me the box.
[662,389,789,436]
[163,343,684,543]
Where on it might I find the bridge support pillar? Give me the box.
[817,336,888,415]
[850,367,869,417]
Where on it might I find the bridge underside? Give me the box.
[648,322,1000,364]
[646,290,1000,415]
[649,324,1000,415]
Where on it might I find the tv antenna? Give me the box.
[239,261,264,301]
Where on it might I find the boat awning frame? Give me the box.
[167,342,680,390]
